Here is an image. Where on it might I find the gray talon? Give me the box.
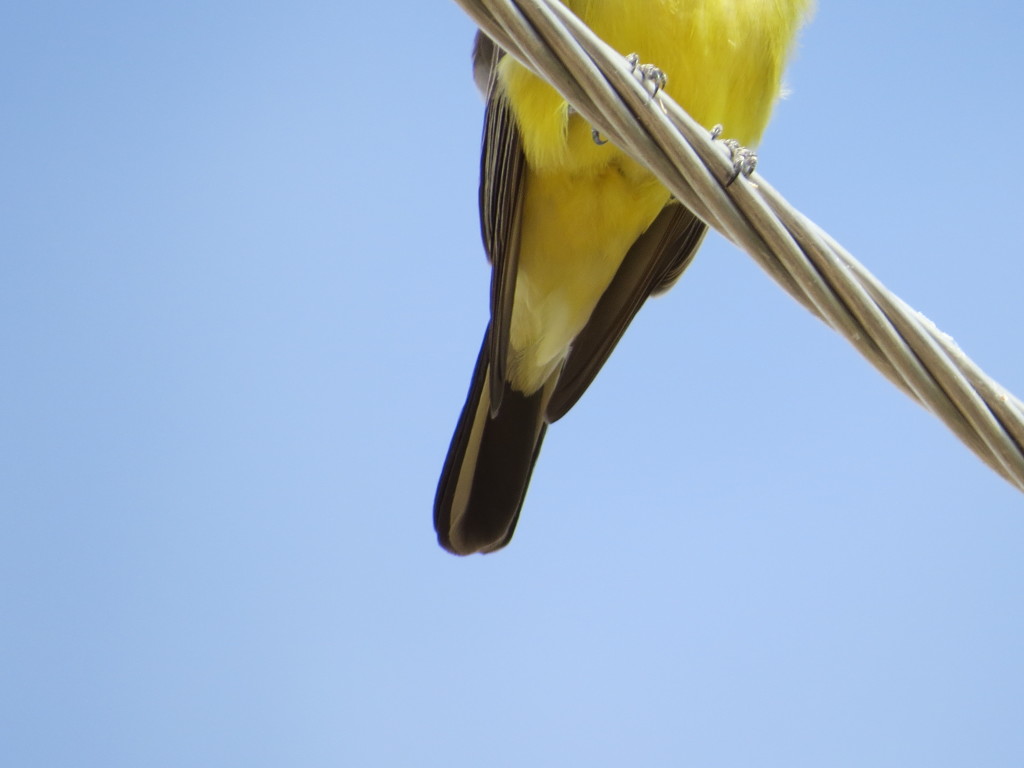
[626,53,667,98]
[711,128,758,186]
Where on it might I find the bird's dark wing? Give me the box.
[474,33,527,415]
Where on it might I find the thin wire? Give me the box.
[451,0,1024,491]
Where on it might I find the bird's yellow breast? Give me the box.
[496,0,810,392]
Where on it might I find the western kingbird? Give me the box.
[436,1,811,554]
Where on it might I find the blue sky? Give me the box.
[3,1,1023,766]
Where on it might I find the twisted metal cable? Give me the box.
[452,0,1024,492]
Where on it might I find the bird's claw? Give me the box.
[711,125,758,187]
[590,55,668,146]
[626,53,668,99]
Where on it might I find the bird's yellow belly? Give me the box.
[508,158,669,392]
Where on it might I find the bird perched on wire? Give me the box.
[435,0,812,555]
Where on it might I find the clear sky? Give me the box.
[3,1,1023,766]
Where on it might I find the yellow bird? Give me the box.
[436,0,811,554]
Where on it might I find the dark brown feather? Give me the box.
[434,328,549,555]
[475,34,527,415]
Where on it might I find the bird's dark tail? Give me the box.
[434,329,549,555]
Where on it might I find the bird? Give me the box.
[435,0,812,555]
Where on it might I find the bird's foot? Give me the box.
[626,53,668,99]
[590,55,668,145]
[711,125,758,187]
